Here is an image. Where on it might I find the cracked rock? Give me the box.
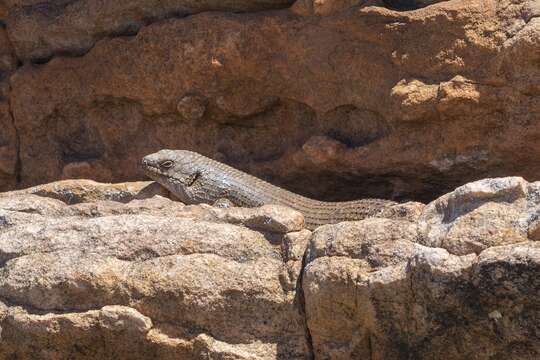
[1,177,539,358]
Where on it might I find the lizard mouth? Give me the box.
[142,161,182,185]
[141,161,165,178]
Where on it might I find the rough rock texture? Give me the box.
[303,176,540,359]
[3,0,295,62]
[0,176,539,359]
[0,0,537,203]
[0,26,17,76]
[0,90,16,191]
[0,183,311,359]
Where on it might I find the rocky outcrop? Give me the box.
[304,176,540,359]
[0,185,311,359]
[0,0,536,202]
[3,0,295,62]
[0,176,538,358]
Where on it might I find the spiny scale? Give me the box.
[147,150,396,230]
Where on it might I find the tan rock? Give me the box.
[0,181,309,358]
[0,179,163,204]
[419,177,533,255]
[378,201,425,222]
[304,227,540,359]
[2,178,540,358]
[307,218,419,266]
[390,78,439,122]
[291,0,371,16]
[203,204,306,233]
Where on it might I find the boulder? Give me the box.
[0,180,310,359]
[1,177,539,358]
[304,176,540,358]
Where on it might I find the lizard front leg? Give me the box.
[212,198,236,208]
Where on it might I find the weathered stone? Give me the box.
[6,0,539,203]
[0,99,17,191]
[304,225,540,359]
[4,0,296,62]
[0,3,7,21]
[1,178,540,358]
[0,26,17,75]
[307,218,419,265]
[418,177,534,255]
[176,94,207,121]
[202,204,306,234]
[0,181,309,359]
[0,179,163,204]
[291,0,372,16]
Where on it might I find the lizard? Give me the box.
[142,149,396,230]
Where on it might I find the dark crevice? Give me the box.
[28,11,191,65]
[6,84,21,184]
[20,5,293,66]
[19,0,82,13]
[295,248,315,359]
[383,0,420,10]
[2,20,24,72]
[383,0,447,11]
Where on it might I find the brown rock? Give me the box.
[0,26,17,75]
[4,0,295,62]
[176,94,207,121]
[5,0,538,203]
[304,223,540,359]
[0,3,7,21]
[0,99,17,191]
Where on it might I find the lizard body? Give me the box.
[142,149,395,230]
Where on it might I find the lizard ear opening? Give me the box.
[186,171,201,187]
[160,160,174,169]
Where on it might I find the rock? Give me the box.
[0,3,7,21]
[176,94,207,121]
[0,180,309,359]
[307,217,419,265]
[0,179,165,204]
[291,0,373,16]
[5,0,539,202]
[202,204,306,234]
[1,177,540,358]
[390,78,439,122]
[0,26,17,76]
[418,177,534,255]
[0,99,17,191]
[303,221,540,359]
[378,201,425,222]
[4,0,295,62]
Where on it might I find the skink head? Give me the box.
[142,149,203,203]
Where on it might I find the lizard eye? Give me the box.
[160,160,174,168]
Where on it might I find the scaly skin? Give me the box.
[142,149,395,230]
